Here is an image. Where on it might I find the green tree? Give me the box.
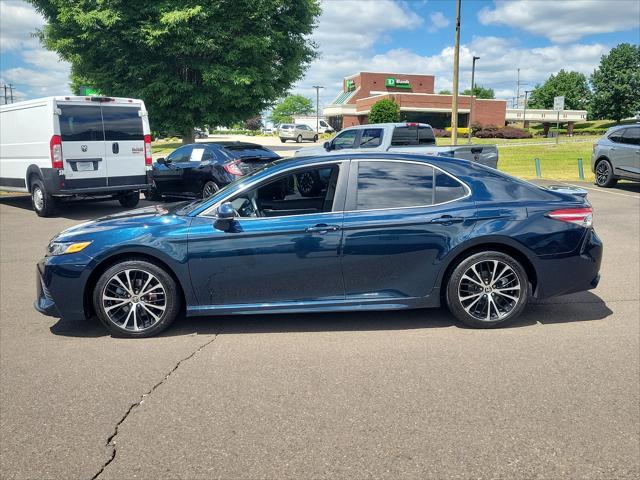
[438,89,452,95]
[460,85,495,99]
[368,98,400,123]
[243,116,263,131]
[269,95,314,124]
[528,69,591,110]
[590,43,640,122]
[29,0,321,143]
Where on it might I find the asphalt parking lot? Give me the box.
[1,181,638,479]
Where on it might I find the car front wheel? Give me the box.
[446,251,529,328]
[93,259,181,337]
[595,159,618,188]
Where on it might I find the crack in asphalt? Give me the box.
[90,334,218,480]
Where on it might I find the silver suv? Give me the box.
[279,124,318,143]
[592,124,640,187]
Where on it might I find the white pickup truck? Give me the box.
[294,122,498,168]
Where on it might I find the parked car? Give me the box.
[279,124,318,143]
[146,141,281,200]
[194,128,208,139]
[295,123,498,168]
[591,124,640,187]
[0,96,152,216]
[293,117,335,134]
[36,153,602,338]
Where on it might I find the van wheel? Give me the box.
[296,135,302,143]
[446,251,529,328]
[30,178,57,217]
[118,192,140,208]
[93,259,181,338]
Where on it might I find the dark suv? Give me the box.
[147,142,281,199]
[591,124,640,187]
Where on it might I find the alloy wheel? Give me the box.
[595,161,610,185]
[101,269,167,332]
[457,259,521,322]
[203,182,218,198]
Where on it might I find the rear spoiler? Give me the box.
[546,185,588,197]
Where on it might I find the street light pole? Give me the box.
[523,89,531,129]
[468,55,480,144]
[451,0,462,145]
[312,85,324,134]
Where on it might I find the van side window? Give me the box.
[102,107,144,141]
[58,105,104,141]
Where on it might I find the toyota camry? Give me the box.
[35,153,602,337]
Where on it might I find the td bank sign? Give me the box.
[385,77,411,89]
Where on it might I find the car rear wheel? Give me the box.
[118,191,140,208]
[30,178,57,217]
[446,251,529,328]
[202,180,219,199]
[280,138,286,143]
[93,260,181,338]
[296,134,302,143]
[595,159,618,188]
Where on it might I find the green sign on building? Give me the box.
[346,79,355,91]
[385,77,411,89]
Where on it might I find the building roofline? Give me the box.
[344,71,436,80]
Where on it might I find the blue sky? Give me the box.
[1,0,639,110]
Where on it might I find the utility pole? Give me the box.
[468,55,480,144]
[523,89,532,128]
[3,84,7,105]
[312,85,324,134]
[516,68,520,108]
[451,0,462,145]
[9,84,14,103]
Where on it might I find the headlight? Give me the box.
[47,241,92,256]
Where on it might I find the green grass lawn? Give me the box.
[152,140,182,156]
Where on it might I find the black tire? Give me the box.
[118,192,140,208]
[93,259,181,338]
[143,189,161,201]
[313,134,318,142]
[594,159,618,188]
[30,178,57,217]
[296,134,302,143]
[445,251,529,328]
[296,171,321,197]
[280,138,286,143]
[202,180,219,199]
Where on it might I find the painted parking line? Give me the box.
[560,182,640,199]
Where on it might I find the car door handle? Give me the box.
[305,224,341,233]
[429,215,464,225]
[112,142,119,154]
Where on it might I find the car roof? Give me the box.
[190,141,270,150]
[606,123,640,134]
[344,122,433,129]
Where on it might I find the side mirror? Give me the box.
[214,202,235,231]
[157,157,166,165]
[323,141,332,151]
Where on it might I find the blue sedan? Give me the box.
[35,153,602,337]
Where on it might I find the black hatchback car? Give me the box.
[146,142,281,199]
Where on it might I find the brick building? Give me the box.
[323,72,507,131]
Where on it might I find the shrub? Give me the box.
[476,126,532,139]
[470,121,483,135]
[445,126,470,135]
[433,128,451,137]
[369,98,400,123]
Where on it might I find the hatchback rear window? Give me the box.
[102,106,144,141]
[58,105,104,142]
[280,125,293,129]
[391,126,436,146]
[223,145,281,160]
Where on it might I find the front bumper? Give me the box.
[34,253,94,321]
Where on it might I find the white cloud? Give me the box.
[427,12,450,33]
[0,0,71,99]
[479,0,640,43]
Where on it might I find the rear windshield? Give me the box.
[102,106,144,141]
[223,145,281,160]
[391,125,436,146]
[58,105,104,141]
[280,124,294,129]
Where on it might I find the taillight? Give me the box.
[546,207,593,228]
[223,160,244,176]
[50,135,63,169]
[144,134,152,166]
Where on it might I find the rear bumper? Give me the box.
[41,168,151,196]
[534,228,603,299]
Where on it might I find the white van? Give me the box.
[0,96,152,216]
[292,116,334,134]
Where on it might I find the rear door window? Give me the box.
[434,170,468,203]
[355,161,434,210]
[359,128,383,148]
[58,105,104,141]
[621,127,640,146]
[608,129,625,143]
[391,126,436,146]
[101,106,144,141]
